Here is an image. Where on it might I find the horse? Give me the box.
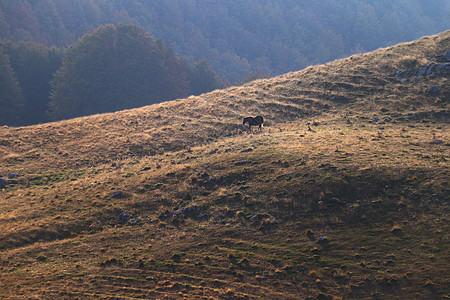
[243,116,264,131]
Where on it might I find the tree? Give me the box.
[48,24,189,120]
[0,47,25,126]
[1,41,62,125]
[187,59,226,95]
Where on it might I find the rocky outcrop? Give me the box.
[396,50,450,79]
[396,62,450,78]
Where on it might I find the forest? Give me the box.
[0,0,449,125]
[1,24,224,125]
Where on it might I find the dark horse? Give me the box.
[243,116,264,131]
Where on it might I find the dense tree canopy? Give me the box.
[0,46,25,126]
[0,0,449,82]
[0,24,224,125]
[1,41,62,125]
[48,24,190,121]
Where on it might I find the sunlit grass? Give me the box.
[0,31,449,299]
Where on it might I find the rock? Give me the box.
[197,213,208,219]
[370,117,379,123]
[431,139,443,144]
[429,86,439,94]
[128,218,142,225]
[181,205,200,217]
[445,50,450,61]
[435,63,450,72]
[113,190,124,198]
[207,149,218,155]
[241,148,253,153]
[8,173,18,179]
[317,237,329,246]
[416,66,428,77]
[250,214,260,221]
[0,178,7,188]
[119,212,130,223]
[235,160,251,166]
[426,64,435,76]
[250,213,270,221]
[384,117,392,122]
[224,148,232,153]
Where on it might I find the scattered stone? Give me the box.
[207,149,218,155]
[250,214,259,221]
[384,117,392,122]
[224,148,232,153]
[239,185,250,190]
[429,86,440,94]
[119,212,131,223]
[241,148,253,153]
[113,190,124,198]
[8,173,18,179]
[250,213,270,221]
[0,178,7,188]
[181,205,200,217]
[317,237,329,246]
[235,160,251,166]
[370,117,379,123]
[431,139,443,144]
[435,63,450,72]
[128,218,142,225]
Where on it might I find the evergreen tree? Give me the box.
[0,47,25,126]
[1,41,62,125]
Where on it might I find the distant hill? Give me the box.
[0,32,449,299]
[1,1,449,82]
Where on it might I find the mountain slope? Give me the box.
[0,31,449,299]
[1,31,448,171]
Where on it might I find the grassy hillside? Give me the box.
[0,31,449,299]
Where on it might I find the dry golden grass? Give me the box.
[0,31,449,299]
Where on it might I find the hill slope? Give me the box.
[0,32,449,299]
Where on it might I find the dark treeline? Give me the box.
[1,24,224,125]
[1,0,449,82]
